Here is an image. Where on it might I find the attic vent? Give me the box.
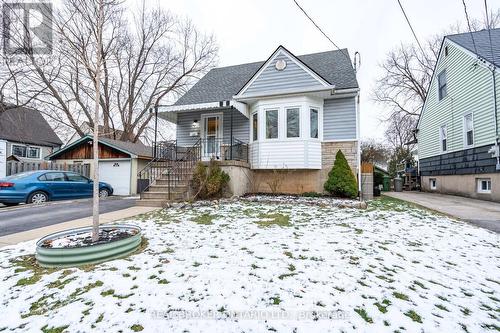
[275,59,287,71]
[445,46,448,57]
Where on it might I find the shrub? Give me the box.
[192,160,230,199]
[324,150,358,198]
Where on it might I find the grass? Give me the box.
[374,299,392,313]
[404,310,422,323]
[255,213,291,227]
[393,291,409,301]
[41,325,69,333]
[192,213,215,225]
[354,308,373,323]
[130,324,144,331]
[270,296,281,305]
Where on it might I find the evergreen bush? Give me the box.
[324,150,358,198]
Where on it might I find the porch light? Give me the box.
[190,119,200,137]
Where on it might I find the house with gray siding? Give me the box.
[0,105,62,178]
[417,28,500,202]
[142,45,360,204]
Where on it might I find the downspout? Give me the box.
[230,105,234,160]
[356,93,362,200]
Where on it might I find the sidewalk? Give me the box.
[384,192,500,233]
[0,206,158,248]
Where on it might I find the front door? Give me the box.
[201,114,222,160]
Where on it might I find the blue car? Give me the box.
[0,170,113,206]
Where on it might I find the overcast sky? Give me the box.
[156,0,494,142]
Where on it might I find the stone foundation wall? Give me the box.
[321,141,359,193]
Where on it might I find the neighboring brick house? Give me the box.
[417,28,500,201]
[0,105,62,178]
[148,45,360,201]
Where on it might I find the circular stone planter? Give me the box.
[36,224,142,268]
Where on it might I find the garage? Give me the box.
[46,135,152,196]
[98,159,131,196]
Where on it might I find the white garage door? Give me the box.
[98,160,131,196]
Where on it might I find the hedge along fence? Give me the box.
[6,161,91,177]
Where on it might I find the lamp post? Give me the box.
[150,106,158,159]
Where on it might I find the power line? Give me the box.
[292,0,352,65]
[461,0,479,55]
[484,0,497,67]
[396,0,426,55]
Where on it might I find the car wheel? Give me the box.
[27,191,49,204]
[99,188,110,198]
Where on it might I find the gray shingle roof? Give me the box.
[447,28,500,67]
[174,48,358,106]
[0,105,62,147]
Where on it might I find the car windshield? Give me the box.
[4,171,37,180]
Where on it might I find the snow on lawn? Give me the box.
[0,196,499,332]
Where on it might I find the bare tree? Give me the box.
[374,8,500,122]
[361,139,390,165]
[2,0,218,143]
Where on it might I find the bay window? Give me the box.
[252,112,258,141]
[266,109,278,139]
[286,108,300,138]
[310,108,318,138]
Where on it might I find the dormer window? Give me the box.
[438,70,447,100]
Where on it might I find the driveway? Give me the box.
[0,198,137,237]
[384,192,500,232]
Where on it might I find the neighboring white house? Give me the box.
[154,45,360,198]
[0,105,62,178]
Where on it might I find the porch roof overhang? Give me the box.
[158,100,249,124]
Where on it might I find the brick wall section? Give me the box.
[320,141,358,192]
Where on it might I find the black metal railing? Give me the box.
[137,137,248,198]
[199,137,248,162]
[137,139,200,194]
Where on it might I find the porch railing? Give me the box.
[137,137,248,196]
[199,137,248,162]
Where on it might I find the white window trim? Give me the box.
[285,106,301,139]
[11,144,42,160]
[477,178,492,194]
[309,107,320,139]
[437,69,447,101]
[264,108,280,140]
[430,178,437,190]
[251,111,258,142]
[463,113,474,148]
[439,124,447,153]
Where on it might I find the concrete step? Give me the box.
[154,179,190,186]
[141,191,186,200]
[136,199,168,207]
[149,185,189,192]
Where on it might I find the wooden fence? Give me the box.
[6,161,91,177]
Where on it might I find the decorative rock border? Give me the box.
[36,225,142,268]
[168,195,367,210]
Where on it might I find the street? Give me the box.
[0,198,137,237]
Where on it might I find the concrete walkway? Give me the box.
[0,206,159,248]
[384,192,500,233]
